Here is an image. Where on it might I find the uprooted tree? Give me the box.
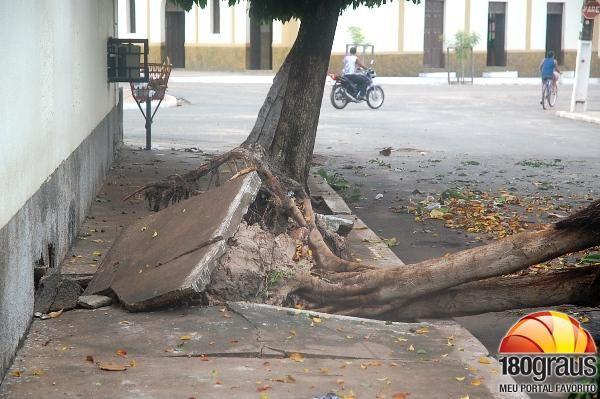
[132,0,600,319]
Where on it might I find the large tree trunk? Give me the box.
[296,201,600,318]
[389,265,600,319]
[244,0,342,185]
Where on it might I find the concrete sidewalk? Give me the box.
[0,302,518,399]
[556,110,600,125]
[0,146,521,398]
[167,70,600,86]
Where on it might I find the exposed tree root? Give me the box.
[127,148,600,319]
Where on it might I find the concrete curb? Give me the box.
[556,110,600,125]
[308,172,526,399]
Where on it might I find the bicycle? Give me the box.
[540,77,558,110]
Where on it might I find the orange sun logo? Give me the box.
[499,311,597,354]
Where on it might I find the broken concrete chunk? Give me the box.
[315,213,354,235]
[34,273,61,314]
[84,172,262,311]
[77,295,112,309]
[50,279,83,312]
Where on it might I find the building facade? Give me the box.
[0,1,122,380]
[120,0,600,76]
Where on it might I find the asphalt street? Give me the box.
[124,80,600,159]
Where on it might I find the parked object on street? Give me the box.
[329,64,385,110]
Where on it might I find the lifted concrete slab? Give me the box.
[0,303,519,399]
[84,172,261,311]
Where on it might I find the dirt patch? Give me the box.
[206,222,308,304]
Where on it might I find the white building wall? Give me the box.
[118,0,148,39]
[445,0,466,47]
[0,0,117,229]
[235,1,249,45]
[404,1,425,52]
[530,0,582,51]
[333,2,400,52]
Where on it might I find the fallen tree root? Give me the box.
[128,146,600,319]
[388,265,600,319]
[291,201,600,317]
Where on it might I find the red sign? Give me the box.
[583,0,600,19]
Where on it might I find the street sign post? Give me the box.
[570,1,596,112]
[583,0,600,20]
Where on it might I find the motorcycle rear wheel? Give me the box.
[331,85,348,109]
[367,86,385,109]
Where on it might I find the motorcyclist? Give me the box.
[342,47,370,100]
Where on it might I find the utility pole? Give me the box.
[570,0,598,112]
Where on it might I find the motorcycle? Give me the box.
[329,66,385,110]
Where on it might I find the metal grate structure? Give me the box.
[129,59,172,150]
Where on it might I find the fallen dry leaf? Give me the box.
[129,359,136,368]
[152,231,158,238]
[312,316,322,324]
[289,352,305,362]
[116,349,127,358]
[180,335,192,341]
[455,376,466,382]
[392,393,410,399]
[98,362,127,371]
[48,309,64,319]
[92,251,102,257]
[408,345,415,351]
[257,385,271,392]
[9,370,22,378]
[269,374,296,383]
[478,356,492,365]
[471,379,482,386]
[86,355,94,362]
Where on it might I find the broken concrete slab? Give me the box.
[77,295,112,309]
[315,213,354,235]
[84,172,261,311]
[49,279,82,312]
[33,273,61,314]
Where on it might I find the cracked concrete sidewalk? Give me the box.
[0,146,522,398]
[1,303,517,398]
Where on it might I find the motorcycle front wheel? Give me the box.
[366,86,385,109]
[331,85,348,109]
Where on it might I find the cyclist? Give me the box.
[539,51,561,94]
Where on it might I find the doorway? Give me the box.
[487,2,506,67]
[249,18,272,70]
[165,3,185,68]
[546,3,564,65]
[423,0,445,68]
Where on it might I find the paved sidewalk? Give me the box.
[167,70,600,86]
[1,302,518,398]
[556,110,600,125]
[0,146,521,398]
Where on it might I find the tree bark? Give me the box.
[244,0,342,185]
[297,201,600,317]
[388,265,600,319]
